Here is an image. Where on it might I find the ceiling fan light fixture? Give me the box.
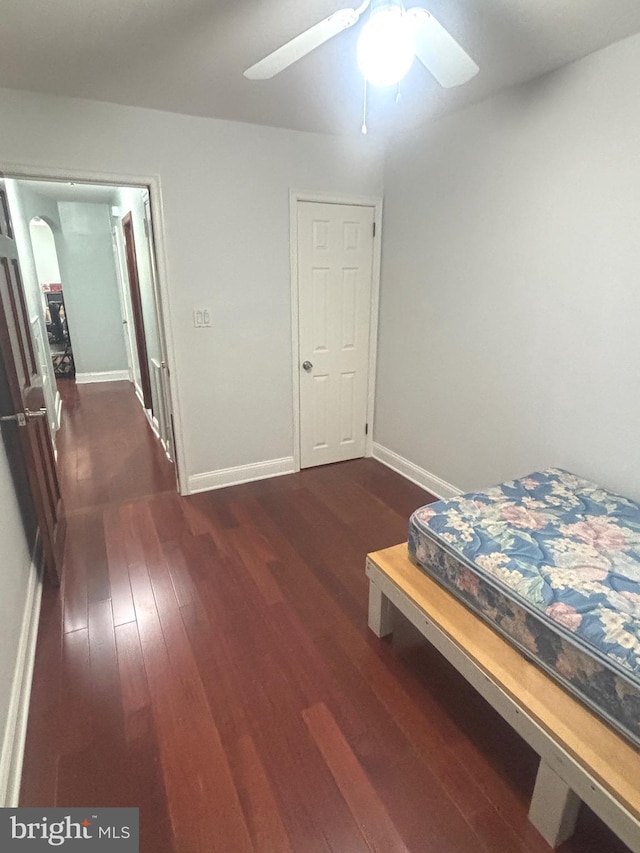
[357,4,415,88]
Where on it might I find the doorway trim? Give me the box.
[0,162,187,494]
[121,212,153,410]
[112,224,141,397]
[289,190,383,472]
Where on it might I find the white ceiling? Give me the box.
[20,180,121,205]
[2,1,640,137]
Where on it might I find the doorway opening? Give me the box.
[4,175,179,511]
[29,216,75,380]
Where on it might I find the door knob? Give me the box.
[302,361,313,372]
[25,407,48,420]
[0,407,47,426]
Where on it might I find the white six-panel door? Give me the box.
[297,201,375,469]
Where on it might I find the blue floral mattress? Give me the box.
[408,468,640,749]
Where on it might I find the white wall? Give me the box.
[376,31,640,501]
[0,87,383,488]
[56,201,128,376]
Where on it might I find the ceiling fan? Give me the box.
[244,0,479,91]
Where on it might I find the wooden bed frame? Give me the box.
[366,544,640,851]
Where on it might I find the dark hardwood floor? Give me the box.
[20,380,628,852]
[55,379,176,512]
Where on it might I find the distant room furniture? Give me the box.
[45,291,75,378]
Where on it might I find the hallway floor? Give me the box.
[55,379,175,512]
[20,381,627,852]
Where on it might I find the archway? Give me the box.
[29,216,74,378]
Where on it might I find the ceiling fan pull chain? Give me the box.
[361,78,368,135]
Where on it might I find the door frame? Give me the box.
[111,223,143,398]
[0,162,188,494]
[289,190,383,472]
[142,190,174,461]
[121,212,153,410]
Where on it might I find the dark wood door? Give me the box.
[122,213,153,410]
[0,180,65,585]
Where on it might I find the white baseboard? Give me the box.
[143,405,173,463]
[188,456,296,494]
[75,370,129,384]
[144,408,160,438]
[54,390,62,432]
[0,542,43,807]
[372,443,461,501]
[52,391,62,463]
[134,383,144,408]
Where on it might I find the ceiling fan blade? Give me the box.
[407,8,479,89]
[244,8,360,80]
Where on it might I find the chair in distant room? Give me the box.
[46,292,75,378]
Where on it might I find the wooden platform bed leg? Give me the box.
[368,578,394,638]
[529,759,581,848]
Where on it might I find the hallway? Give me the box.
[55,379,175,511]
[18,382,626,852]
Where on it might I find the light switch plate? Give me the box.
[193,309,211,328]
